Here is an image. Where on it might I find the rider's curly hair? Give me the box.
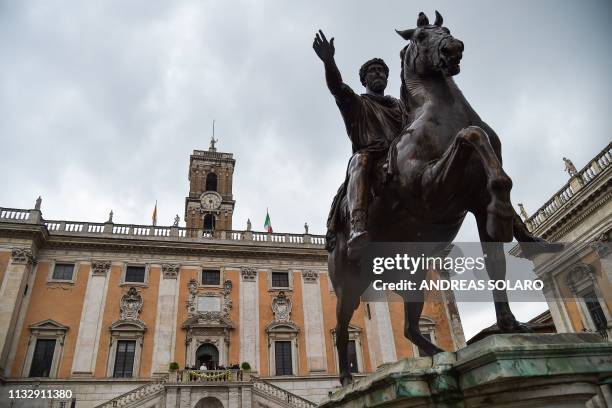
[359,58,389,86]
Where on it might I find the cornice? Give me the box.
[41,235,327,262]
[533,177,611,240]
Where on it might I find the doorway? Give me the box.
[196,343,219,370]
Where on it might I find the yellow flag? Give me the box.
[152,201,157,226]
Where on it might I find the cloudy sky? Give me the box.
[1,0,611,339]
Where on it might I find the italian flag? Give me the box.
[264,210,273,233]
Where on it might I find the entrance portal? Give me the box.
[196,343,219,370]
[194,396,224,408]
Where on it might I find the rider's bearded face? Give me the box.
[364,64,387,93]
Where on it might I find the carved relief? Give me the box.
[91,260,111,276]
[302,270,319,283]
[591,232,611,258]
[241,266,257,281]
[162,263,180,279]
[187,278,198,315]
[272,291,292,322]
[11,248,35,265]
[120,287,143,320]
[565,263,597,295]
[186,278,233,319]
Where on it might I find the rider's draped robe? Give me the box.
[326,83,407,251]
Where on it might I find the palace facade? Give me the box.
[518,142,612,338]
[0,144,465,408]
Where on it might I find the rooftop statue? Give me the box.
[315,11,563,386]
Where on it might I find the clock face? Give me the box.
[200,192,222,211]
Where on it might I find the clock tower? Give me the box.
[184,137,235,232]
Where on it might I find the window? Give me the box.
[274,341,293,376]
[29,339,56,377]
[583,290,607,333]
[347,340,359,373]
[125,266,146,283]
[272,272,289,288]
[202,269,221,286]
[113,340,136,378]
[205,173,218,192]
[106,320,145,377]
[52,263,74,281]
[203,214,215,231]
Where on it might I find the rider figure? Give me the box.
[313,30,405,259]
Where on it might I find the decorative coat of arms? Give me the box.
[272,291,292,322]
[120,287,143,320]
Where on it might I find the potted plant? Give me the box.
[168,362,180,382]
[240,361,251,381]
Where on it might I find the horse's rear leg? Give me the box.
[422,126,513,241]
[475,211,533,332]
[403,286,443,356]
[335,286,361,386]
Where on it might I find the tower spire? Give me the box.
[209,119,218,152]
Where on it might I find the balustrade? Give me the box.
[4,212,326,248]
[526,142,611,230]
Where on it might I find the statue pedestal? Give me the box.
[322,333,612,408]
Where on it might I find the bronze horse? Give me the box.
[329,11,540,386]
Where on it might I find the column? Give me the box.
[0,248,35,373]
[364,298,397,368]
[301,270,327,372]
[228,387,240,408]
[374,301,397,363]
[239,267,259,372]
[151,264,180,375]
[543,274,572,333]
[71,260,111,376]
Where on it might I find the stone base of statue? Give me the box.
[321,333,612,408]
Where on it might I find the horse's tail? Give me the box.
[399,44,410,111]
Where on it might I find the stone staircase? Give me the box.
[92,374,317,408]
[94,379,166,408]
[251,377,318,408]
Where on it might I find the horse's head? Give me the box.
[396,11,464,78]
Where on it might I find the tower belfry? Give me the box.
[184,128,235,233]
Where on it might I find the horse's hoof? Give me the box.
[339,373,353,386]
[498,315,534,333]
[520,240,565,259]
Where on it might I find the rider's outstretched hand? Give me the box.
[313,30,335,63]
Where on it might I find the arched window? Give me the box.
[205,173,218,192]
[203,214,215,231]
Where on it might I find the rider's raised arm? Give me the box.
[313,30,357,104]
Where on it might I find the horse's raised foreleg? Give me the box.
[475,212,533,332]
[421,126,513,242]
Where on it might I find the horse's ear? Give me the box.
[396,29,415,40]
[417,12,429,27]
[434,10,443,26]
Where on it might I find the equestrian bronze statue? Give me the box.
[314,11,563,386]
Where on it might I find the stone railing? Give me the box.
[0,208,325,248]
[252,377,317,408]
[192,149,234,160]
[167,369,244,383]
[0,208,34,222]
[525,142,612,231]
[94,379,166,408]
